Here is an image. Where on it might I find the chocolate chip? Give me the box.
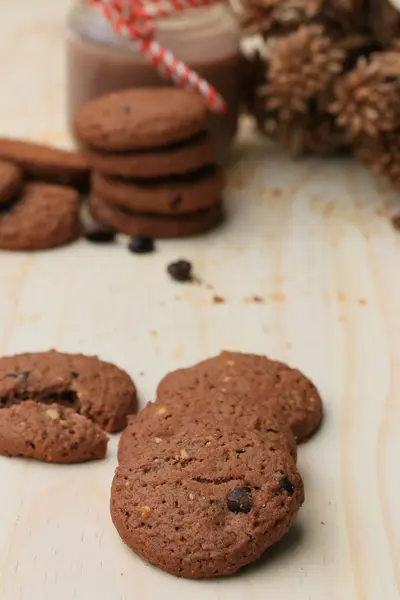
[85,228,116,244]
[279,477,294,495]
[128,237,155,254]
[167,260,192,282]
[0,198,18,213]
[170,195,183,210]
[227,486,252,513]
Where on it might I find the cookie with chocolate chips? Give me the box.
[0,401,108,463]
[157,351,323,443]
[0,182,80,251]
[74,88,208,152]
[111,427,303,578]
[0,160,21,205]
[118,391,297,464]
[0,350,137,432]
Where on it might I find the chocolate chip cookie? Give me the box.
[0,182,80,251]
[86,133,215,178]
[0,160,22,205]
[91,167,224,215]
[0,138,90,189]
[89,195,223,238]
[111,427,304,578]
[0,401,108,463]
[118,391,297,464]
[74,88,208,151]
[157,351,323,442]
[0,351,137,432]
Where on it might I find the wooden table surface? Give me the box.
[1,1,400,599]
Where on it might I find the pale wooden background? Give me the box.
[0,1,399,598]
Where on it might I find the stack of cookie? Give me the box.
[0,139,91,251]
[113,351,323,579]
[74,88,225,239]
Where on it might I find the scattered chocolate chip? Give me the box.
[169,195,183,210]
[279,477,294,495]
[128,237,155,254]
[227,486,253,513]
[167,260,193,282]
[212,295,225,304]
[85,228,116,244]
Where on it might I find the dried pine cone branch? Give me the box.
[330,55,400,138]
[238,0,322,37]
[262,25,346,119]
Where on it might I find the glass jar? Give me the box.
[66,2,241,163]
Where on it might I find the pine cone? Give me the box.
[239,0,322,37]
[330,55,400,138]
[369,0,400,47]
[322,0,370,33]
[263,25,346,119]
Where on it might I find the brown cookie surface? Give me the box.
[74,88,207,151]
[0,350,137,432]
[157,351,323,443]
[89,195,223,239]
[118,391,297,464]
[111,427,304,578]
[0,160,22,205]
[0,182,80,251]
[0,139,90,189]
[0,401,108,463]
[91,167,224,215]
[86,133,215,178]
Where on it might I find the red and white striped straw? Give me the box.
[86,0,226,112]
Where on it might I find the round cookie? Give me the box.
[0,350,137,432]
[0,401,108,464]
[74,88,208,152]
[91,167,224,215]
[157,351,323,443]
[0,182,80,251]
[0,160,22,205]
[0,139,90,189]
[86,133,215,178]
[118,391,297,464]
[89,195,223,239]
[111,427,304,578]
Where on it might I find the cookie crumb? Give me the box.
[252,295,265,303]
[320,521,325,525]
[212,295,225,304]
[167,259,193,282]
[358,298,367,306]
[128,237,155,254]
